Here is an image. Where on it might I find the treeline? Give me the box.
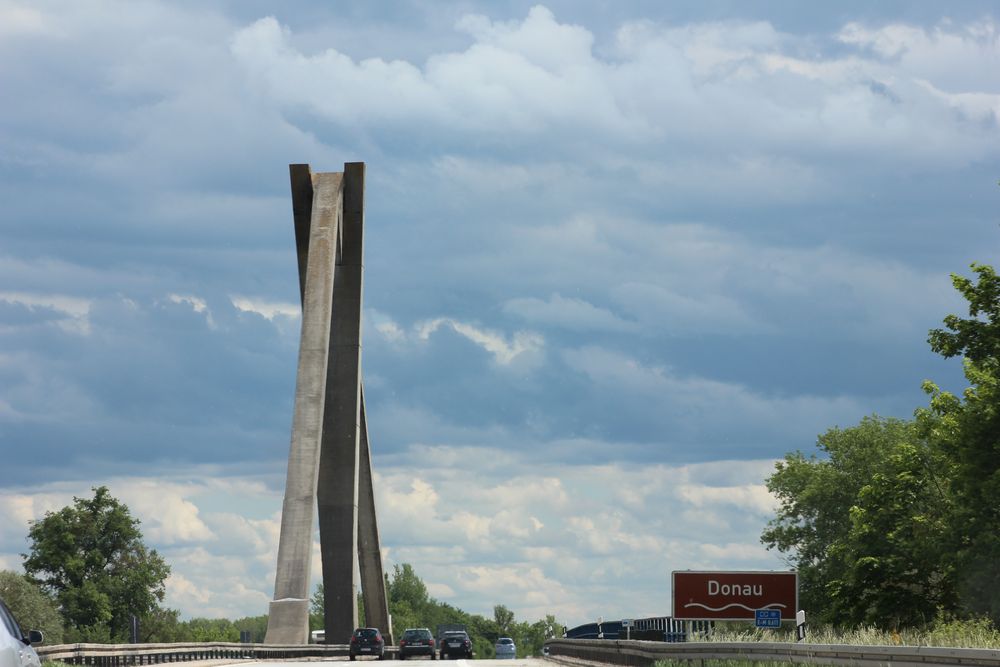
[762,263,1000,629]
[2,485,560,654]
[318,563,562,658]
[1,563,560,655]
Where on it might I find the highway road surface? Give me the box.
[243,660,539,666]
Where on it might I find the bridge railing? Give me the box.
[544,637,1000,667]
[36,641,399,665]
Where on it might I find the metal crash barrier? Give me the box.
[36,642,399,665]
[543,638,1000,667]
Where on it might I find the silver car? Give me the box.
[0,597,42,667]
[494,637,516,659]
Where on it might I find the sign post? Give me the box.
[622,619,634,640]
[672,571,798,621]
[796,610,807,642]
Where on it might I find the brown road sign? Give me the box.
[672,570,798,621]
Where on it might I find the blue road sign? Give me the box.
[755,609,782,628]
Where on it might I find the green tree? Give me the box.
[139,607,183,643]
[823,439,956,626]
[376,562,560,656]
[181,617,238,642]
[22,486,171,642]
[525,615,561,655]
[309,582,367,634]
[762,416,956,626]
[493,604,515,636]
[0,571,63,644]
[386,564,432,633]
[924,262,1000,623]
[233,614,269,643]
[388,564,429,610]
[310,582,324,632]
[467,613,499,656]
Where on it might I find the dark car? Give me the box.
[349,627,385,660]
[398,627,436,660]
[439,630,472,660]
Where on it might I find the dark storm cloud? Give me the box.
[1,0,996,485]
[1,292,298,483]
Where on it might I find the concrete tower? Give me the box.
[264,163,391,645]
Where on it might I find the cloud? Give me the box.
[228,10,1000,170]
[115,481,215,545]
[168,294,215,329]
[504,294,638,332]
[0,5,50,36]
[1,0,993,628]
[560,344,865,451]
[0,455,786,623]
[416,317,543,366]
[0,291,92,334]
[230,296,300,321]
[371,449,787,621]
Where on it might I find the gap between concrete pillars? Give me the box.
[264,169,343,645]
[318,162,365,645]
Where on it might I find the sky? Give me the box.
[1,0,999,629]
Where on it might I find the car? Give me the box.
[0,597,42,667]
[349,627,385,661]
[438,630,473,659]
[494,637,516,659]
[398,627,436,660]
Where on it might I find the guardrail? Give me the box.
[36,641,399,665]
[544,638,1000,667]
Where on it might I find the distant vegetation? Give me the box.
[763,262,1000,630]
[311,564,562,658]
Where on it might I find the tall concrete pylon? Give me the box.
[264,163,391,646]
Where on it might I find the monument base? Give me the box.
[264,598,310,644]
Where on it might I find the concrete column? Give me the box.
[265,170,344,644]
[358,385,392,642]
[317,162,365,644]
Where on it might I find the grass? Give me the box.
[688,616,1000,649]
[646,619,1000,667]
